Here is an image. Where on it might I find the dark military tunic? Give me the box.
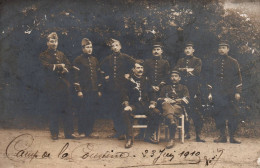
[209,55,242,100]
[158,84,189,126]
[144,57,170,87]
[39,49,73,137]
[100,52,135,91]
[73,54,101,92]
[121,75,159,139]
[208,54,242,136]
[174,55,202,96]
[73,54,101,135]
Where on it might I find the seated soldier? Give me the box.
[122,60,160,148]
[158,70,190,149]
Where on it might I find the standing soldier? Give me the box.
[100,39,135,139]
[158,70,190,149]
[144,43,170,96]
[122,60,159,148]
[143,43,170,142]
[208,41,242,144]
[39,32,75,140]
[174,42,205,142]
[73,38,102,138]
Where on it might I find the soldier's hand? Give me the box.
[187,68,194,72]
[98,92,102,97]
[208,93,212,102]
[56,64,65,69]
[149,104,155,109]
[124,106,132,111]
[152,86,160,92]
[78,92,83,98]
[105,76,109,80]
[61,67,69,74]
[124,74,130,79]
[235,93,240,101]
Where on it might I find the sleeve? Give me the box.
[143,60,149,78]
[162,60,170,85]
[39,53,55,72]
[100,57,109,77]
[192,58,202,76]
[233,60,242,94]
[181,85,190,105]
[72,57,81,92]
[146,77,156,103]
[121,78,130,106]
[157,86,167,104]
[174,58,187,76]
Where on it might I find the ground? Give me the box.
[0,119,259,168]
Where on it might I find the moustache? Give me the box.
[137,70,143,73]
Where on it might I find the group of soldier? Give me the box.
[39,32,242,149]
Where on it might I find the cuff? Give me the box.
[236,83,242,93]
[74,83,81,92]
[150,101,157,106]
[182,97,189,104]
[53,64,56,71]
[73,66,80,71]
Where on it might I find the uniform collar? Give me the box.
[83,53,92,58]
[47,49,57,55]
[152,56,162,60]
[171,83,179,88]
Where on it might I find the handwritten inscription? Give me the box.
[5,133,224,167]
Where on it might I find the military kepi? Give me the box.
[153,42,163,48]
[81,38,92,46]
[219,40,229,47]
[171,70,180,76]
[47,32,58,40]
[185,41,194,47]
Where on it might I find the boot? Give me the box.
[214,128,227,143]
[166,124,176,149]
[166,139,175,149]
[195,128,205,142]
[196,135,205,142]
[230,136,241,144]
[125,138,133,148]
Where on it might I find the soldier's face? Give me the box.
[111,42,121,53]
[133,63,144,77]
[184,46,194,56]
[82,44,93,55]
[170,73,181,84]
[152,47,163,57]
[218,46,229,55]
[47,38,58,50]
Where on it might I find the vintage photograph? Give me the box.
[0,0,260,167]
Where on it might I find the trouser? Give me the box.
[185,96,204,137]
[47,89,74,137]
[213,103,239,138]
[162,103,183,139]
[104,91,125,135]
[122,102,160,139]
[78,91,99,135]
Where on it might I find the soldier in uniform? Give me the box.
[144,43,170,94]
[100,39,135,139]
[143,43,170,142]
[122,60,160,148]
[158,70,190,149]
[39,32,75,140]
[208,41,242,144]
[174,42,205,142]
[73,38,102,137]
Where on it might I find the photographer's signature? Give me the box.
[5,133,224,167]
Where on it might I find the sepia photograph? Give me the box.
[0,0,260,167]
